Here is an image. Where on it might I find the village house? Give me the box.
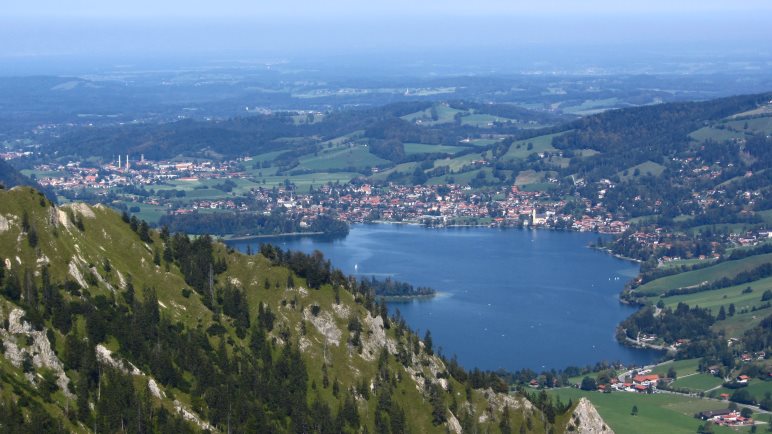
[697,409,753,427]
[632,374,659,389]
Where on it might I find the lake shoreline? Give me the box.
[228,224,660,370]
[589,245,644,264]
[377,293,438,302]
[221,231,325,241]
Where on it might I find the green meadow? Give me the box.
[503,132,564,160]
[617,160,666,180]
[670,374,724,393]
[427,167,494,185]
[403,142,469,155]
[401,103,462,125]
[432,153,485,172]
[635,253,772,295]
[710,379,772,404]
[660,276,772,312]
[651,359,701,378]
[550,388,752,434]
[725,116,772,134]
[689,126,747,143]
[295,144,389,171]
[561,98,622,115]
[460,113,513,128]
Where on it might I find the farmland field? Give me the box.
[651,359,701,378]
[659,276,772,312]
[711,308,769,338]
[515,170,551,186]
[460,113,513,128]
[431,153,484,172]
[295,145,389,171]
[670,374,724,392]
[724,116,772,134]
[561,98,622,115]
[426,167,493,185]
[618,160,666,180]
[403,143,469,155]
[503,132,564,160]
[369,162,420,181]
[401,103,461,125]
[635,253,772,295]
[711,379,772,404]
[689,126,747,143]
[550,388,748,434]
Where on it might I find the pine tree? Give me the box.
[138,220,152,243]
[717,306,726,321]
[500,405,512,434]
[27,225,38,247]
[424,329,434,355]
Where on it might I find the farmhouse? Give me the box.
[698,409,734,420]
[697,409,753,427]
[632,374,659,386]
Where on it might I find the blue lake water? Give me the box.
[228,224,661,371]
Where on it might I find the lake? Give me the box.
[228,224,661,371]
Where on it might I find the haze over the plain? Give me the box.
[2,0,770,74]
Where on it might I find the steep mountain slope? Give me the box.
[0,186,591,433]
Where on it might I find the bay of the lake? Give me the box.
[228,224,661,371]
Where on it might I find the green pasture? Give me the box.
[635,253,772,295]
[618,161,666,180]
[403,143,470,155]
[503,132,565,160]
[550,388,748,434]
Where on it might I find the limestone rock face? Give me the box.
[0,307,72,397]
[566,398,614,434]
[304,306,342,346]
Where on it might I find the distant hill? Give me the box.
[0,159,56,202]
[0,159,31,188]
[47,100,567,161]
[364,91,772,188]
[0,186,596,432]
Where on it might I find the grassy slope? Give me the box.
[403,143,469,155]
[637,252,772,337]
[296,145,389,171]
[401,104,462,126]
[670,374,724,393]
[711,379,772,403]
[617,161,666,181]
[0,186,548,433]
[635,253,772,295]
[550,388,750,434]
[651,359,701,378]
[503,132,563,161]
[432,153,485,172]
[660,276,772,312]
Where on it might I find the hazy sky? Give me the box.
[6,0,771,18]
[2,0,770,73]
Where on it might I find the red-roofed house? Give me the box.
[633,374,659,385]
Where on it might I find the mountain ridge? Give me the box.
[0,186,594,433]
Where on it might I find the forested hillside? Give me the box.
[0,159,56,203]
[0,186,590,433]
